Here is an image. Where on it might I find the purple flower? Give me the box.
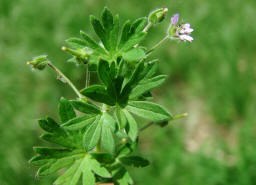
[177,23,194,42]
[171,13,179,25]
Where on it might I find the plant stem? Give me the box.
[146,35,169,55]
[85,63,90,88]
[47,62,84,99]
[134,22,153,48]
[143,22,153,32]
[139,112,188,132]
[139,121,154,132]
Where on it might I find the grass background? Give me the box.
[1,0,256,184]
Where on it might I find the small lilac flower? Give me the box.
[168,14,194,43]
[171,13,179,25]
[178,34,194,42]
[179,23,194,34]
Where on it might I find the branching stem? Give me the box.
[47,62,84,99]
[139,112,188,132]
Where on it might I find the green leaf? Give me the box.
[109,14,119,51]
[80,85,115,106]
[112,166,133,185]
[90,15,107,49]
[90,152,114,164]
[119,62,146,105]
[83,116,101,151]
[59,97,76,123]
[101,7,114,32]
[129,75,166,99]
[66,38,87,49]
[115,105,127,129]
[123,48,146,62]
[142,60,158,79]
[82,168,95,185]
[40,133,75,148]
[101,112,116,132]
[130,17,147,34]
[70,158,84,185]
[98,59,112,86]
[33,147,74,157]
[54,160,81,185]
[118,17,147,51]
[62,115,97,130]
[123,109,138,141]
[121,32,147,51]
[117,141,138,158]
[80,31,106,54]
[70,100,101,115]
[126,101,172,122]
[101,126,115,154]
[38,156,75,176]
[98,113,117,154]
[89,155,111,177]
[139,91,153,100]
[38,117,60,133]
[118,20,131,49]
[119,156,150,167]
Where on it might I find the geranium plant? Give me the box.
[27,7,193,185]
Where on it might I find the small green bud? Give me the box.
[27,55,48,70]
[62,46,93,64]
[148,7,168,24]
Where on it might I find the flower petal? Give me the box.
[171,13,179,25]
[179,34,194,42]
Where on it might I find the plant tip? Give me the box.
[62,46,67,51]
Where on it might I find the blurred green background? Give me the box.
[1,0,256,184]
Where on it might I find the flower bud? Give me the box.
[148,7,168,24]
[27,55,48,70]
[62,46,93,64]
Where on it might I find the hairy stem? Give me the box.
[146,35,169,55]
[143,22,153,32]
[47,62,84,99]
[139,112,188,132]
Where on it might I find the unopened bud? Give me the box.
[27,55,48,70]
[149,7,168,24]
[62,46,93,64]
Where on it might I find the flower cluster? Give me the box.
[168,13,194,42]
